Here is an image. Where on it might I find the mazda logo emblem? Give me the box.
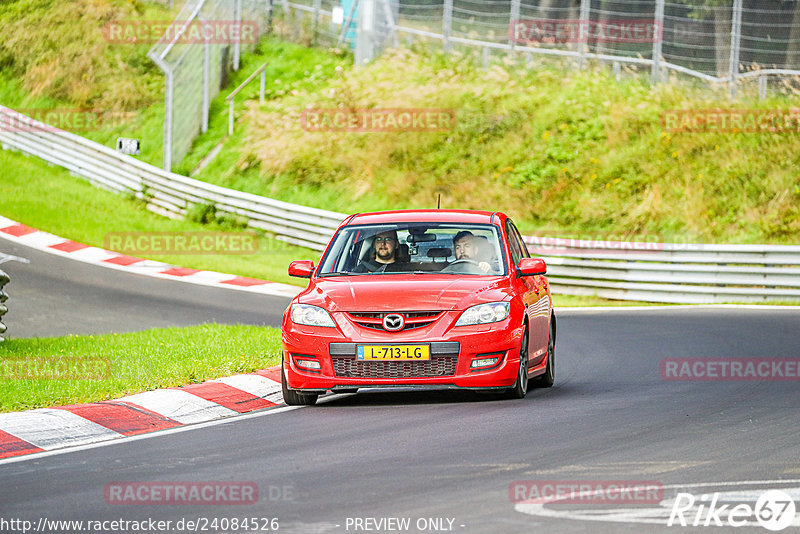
[383,314,405,331]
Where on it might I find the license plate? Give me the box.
[357,345,430,361]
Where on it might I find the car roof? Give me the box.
[346,209,505,226]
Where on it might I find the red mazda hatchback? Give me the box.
[281,210,555,405]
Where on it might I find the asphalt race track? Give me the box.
[2,239,800,533]
[0,238,290,338]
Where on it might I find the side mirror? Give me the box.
[518,258,546,276]
[288,260,315,278]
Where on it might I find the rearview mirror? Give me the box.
[518,258,546,276]
[288,260,315,278]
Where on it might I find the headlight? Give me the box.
[455,302,509,326]
[290,304,336,327]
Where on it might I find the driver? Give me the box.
[452,231,491,273]
[353,230,407,273]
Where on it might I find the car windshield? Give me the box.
[318,223,507,276]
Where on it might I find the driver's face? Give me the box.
[374,231,397,261]
[454,237,475,260]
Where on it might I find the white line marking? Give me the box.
[515,480,800,526]
[0,392,356,466]
[0,409,122,450]
[0,252,30,265]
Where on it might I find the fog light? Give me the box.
[471,357,499,369]
[295,358,321,370]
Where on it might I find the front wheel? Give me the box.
[531,319,555,388]
[281,361,318,406]
[504,329,529,399]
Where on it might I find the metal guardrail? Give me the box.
[1,106,799,303]
[0,269,8,341]
[525,238,800,304]
[0,106,345,251]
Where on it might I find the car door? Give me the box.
[506,220,549,363]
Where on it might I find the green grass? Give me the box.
[0,149,318,286]
[183,47,800,245]
[0,324,283,413]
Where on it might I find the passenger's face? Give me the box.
[374,232,397,260]
[454,237,475,260]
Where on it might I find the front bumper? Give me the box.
[282,313,523,392]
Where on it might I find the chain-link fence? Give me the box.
[148,0,271,171]
[280,0,800,96]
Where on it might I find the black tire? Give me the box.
[532,318,555,388]
[504,328,529,399]
[281,362,318,406]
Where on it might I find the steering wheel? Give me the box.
[440,259,484,274]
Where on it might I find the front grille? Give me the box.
[346,311,443,331]
[332,357,457,378]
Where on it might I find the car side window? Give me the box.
[509,222,530,258]
[505,220,525,265]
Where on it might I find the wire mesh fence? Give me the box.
[148,0,271,171]
[280,0,800,93]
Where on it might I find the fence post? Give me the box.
[509,0,520,50]
[652,0,664,83]
[267,0,273,34]
[443,0,453,52]
[260,70,266,105]
[202,34,210,133]
[0,269,8,342]
[163,68,174,171]
[233,0,242,71]
[729,0,742,99]
[355,0,376,65]
[578,0,590,69]
[312,0,321,43]
[759,74,767,100]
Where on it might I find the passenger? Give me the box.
[353,230,407,273]
[452,231,491,273]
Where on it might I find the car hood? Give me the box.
[297,276,515,312]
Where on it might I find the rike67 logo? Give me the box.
[668,490,796,531]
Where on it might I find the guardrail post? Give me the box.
[443,0,453,52]
[652,0,664,83]
[729,0,743,99]
[0,269,8,342]
[578,0,591,70]
[759,73,767,100]
[260,70,266,105]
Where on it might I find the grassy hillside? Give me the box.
[189,48,800,244]
[1,1,798,246]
